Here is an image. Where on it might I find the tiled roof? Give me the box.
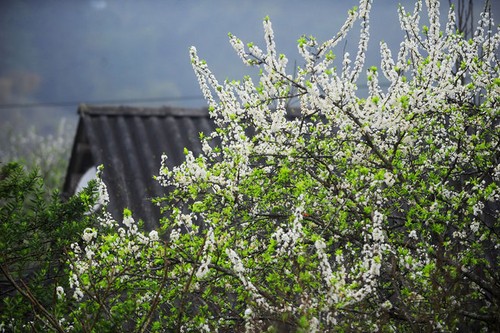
[63,105,215,230]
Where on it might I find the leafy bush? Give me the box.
[0,162,98,332]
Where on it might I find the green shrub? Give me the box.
[0,162,98,332]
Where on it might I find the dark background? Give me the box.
[0,0,497,135]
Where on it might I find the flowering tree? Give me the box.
[61,0,499,331]
[0,119,74,193]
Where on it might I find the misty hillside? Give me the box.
[1,0,497,136]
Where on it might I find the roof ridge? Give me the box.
[78,104,210,117]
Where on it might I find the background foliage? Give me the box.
[0,119,73,193]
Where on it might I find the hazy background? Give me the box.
[0,0,497,166]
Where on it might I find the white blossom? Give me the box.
[409,230,418,240]
[123,215,134,228]
[56,286,65,300]
[82,228,97,243]
[73,288,84,301]
[148,230,159,242]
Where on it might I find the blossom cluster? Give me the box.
[57,0,499,331]
[61,172,165,331]
[156,0,499,331]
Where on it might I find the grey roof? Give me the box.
[63,105,215,230]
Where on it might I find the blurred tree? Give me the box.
[0,119,74,193]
